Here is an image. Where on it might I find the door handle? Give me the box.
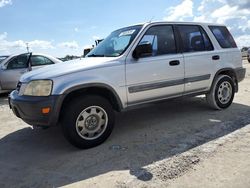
[212,55,220,60]
[169,60,180,66]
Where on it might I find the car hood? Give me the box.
[20,57,119,82]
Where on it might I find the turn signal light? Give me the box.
[42,107,50,114]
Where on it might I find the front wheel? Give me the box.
[61,95,115,149]
[206,75,235,110]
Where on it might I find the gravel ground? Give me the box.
[0,61,249,188]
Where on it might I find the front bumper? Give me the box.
[9,90,63,127]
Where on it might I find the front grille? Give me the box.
[16,82,22,92]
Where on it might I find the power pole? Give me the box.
[26,43,29,53]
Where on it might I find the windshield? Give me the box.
[87,25,143,57]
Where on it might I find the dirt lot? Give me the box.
[0,61,250,188]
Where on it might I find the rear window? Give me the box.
[209,26,237,48]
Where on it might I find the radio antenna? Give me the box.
[26,42,30,53]
[149,16,155,23]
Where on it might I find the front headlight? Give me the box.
[23,80,53,96]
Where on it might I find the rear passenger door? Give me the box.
[176,25,215,94]
[126,25,184,105]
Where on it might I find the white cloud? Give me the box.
[0,0,12,8]
[194,0,250,24]
[163,0,193,21]
[0,32,54,54]
[238,20,250,32]
[58,41,79,49]
[235,35,250,47]
[0,32,7,40]
[0,32,25,51]
[211,4,250,24]
[74,27,79,32]
[29,40,54,49]
[164,0,250,47]
[0,32,83,56]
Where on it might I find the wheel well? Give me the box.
[216,69,238,92]
[218,70,235,79]
[59,86,122,120]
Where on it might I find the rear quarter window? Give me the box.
[209,26,237,48]
[177,25,213,52]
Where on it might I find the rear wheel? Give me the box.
[61,95,115,149]
[206,75,235,110]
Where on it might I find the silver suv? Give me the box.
[9,22,246,149]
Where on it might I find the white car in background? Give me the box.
[0,53,62,93]
[0,56,9,63]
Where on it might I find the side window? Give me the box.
[139,25,176,56]
[31,56,53,66]
[209,26,237,48]
[200,29,214,51]
[7,54,28,69]
[177,25,213,52]
[44,57,54,65]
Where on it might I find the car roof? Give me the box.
[142,21,225,27]
[0,52,62,65]
[118,21,225,32]
[6,52,53,58]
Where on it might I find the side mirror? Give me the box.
[132,43,152,59]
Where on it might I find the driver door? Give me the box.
[126,25,185,105]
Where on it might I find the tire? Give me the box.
[206,75,235,110]
[61,95,115,149]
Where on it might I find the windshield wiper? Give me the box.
[87,54,105,57]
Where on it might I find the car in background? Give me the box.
[0,53,62,93]
[248,48,250,63]
[0,56,9,63]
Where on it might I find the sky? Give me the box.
[0,0,249,57]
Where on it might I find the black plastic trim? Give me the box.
[235,67,246,83]
[185,74,211,83]
[127,87,209,107]
[9,90,63,126]
[128,74,211,93]
[212,67,245,93]
[129,79,184,93]
[62,83,123,111]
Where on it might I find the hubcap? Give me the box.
[76,106,108,140]
[217,81,232,104]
